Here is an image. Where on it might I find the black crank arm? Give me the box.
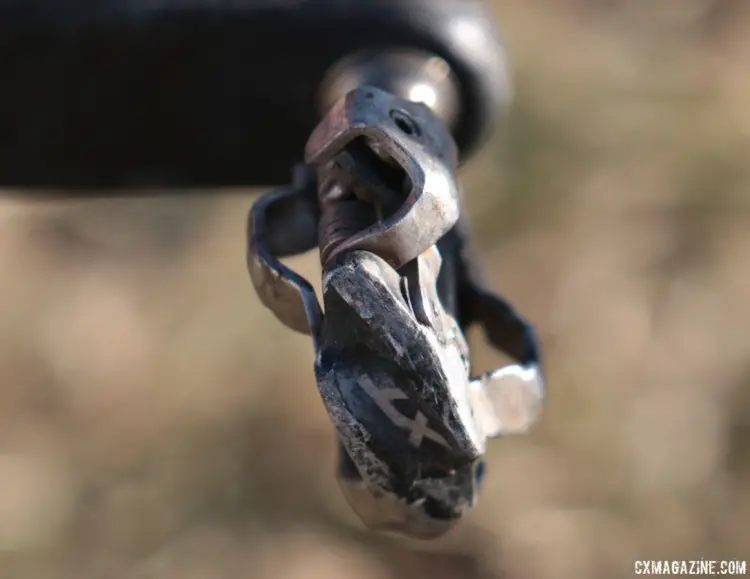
[0,0,509,192]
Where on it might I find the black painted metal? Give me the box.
[0,0,510,190]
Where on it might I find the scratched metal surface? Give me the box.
[0,2,749,579]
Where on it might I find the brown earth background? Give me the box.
[0,2,749,578]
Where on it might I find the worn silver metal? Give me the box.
[247,165,323,342]
[247,84,545,540]
[306,86,460,270]
[469,364,545,437]
[318,49,462,129]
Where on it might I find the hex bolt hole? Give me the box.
[390,109,421,138]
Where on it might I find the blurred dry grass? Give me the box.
[1,2,749,578]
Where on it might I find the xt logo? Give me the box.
[356,375,451,450]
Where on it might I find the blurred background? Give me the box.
[1,1,749,578]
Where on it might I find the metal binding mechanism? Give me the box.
[247,86,545,539]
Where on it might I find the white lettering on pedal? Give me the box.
[357,375,450,449]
